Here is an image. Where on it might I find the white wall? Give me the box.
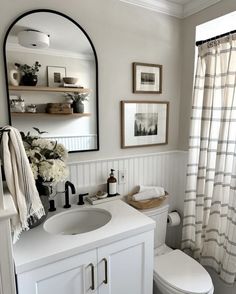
[196,11,236,42]
[0,0,182,162]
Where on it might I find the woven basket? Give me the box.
[127,191,168,210]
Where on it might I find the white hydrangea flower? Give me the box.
[32,138,56,150]
[30,163,38,180]
[55,143,68,160]
[38,160,69,182]
[23,133,69,183]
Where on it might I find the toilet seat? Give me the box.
[153,250,214,294]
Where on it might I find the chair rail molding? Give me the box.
[119,0,221,18]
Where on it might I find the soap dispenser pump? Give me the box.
[107,169,117,196]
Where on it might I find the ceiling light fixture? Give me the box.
[17,30,50,49]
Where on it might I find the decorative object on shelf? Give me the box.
[15,61,41,86]
[21,127,69,227]
[63,77,78,84]
[121,100,169,148]
[47,66,66,87]
[46,103,73,114]
[133,62,162,94]
[26,104,37,113]
[65,92,89,113]
[10,96,25,112]
[9,66,20,86]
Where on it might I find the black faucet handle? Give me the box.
[77,193,89,205]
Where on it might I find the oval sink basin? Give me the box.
[44,208,112,235]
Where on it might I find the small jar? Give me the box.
[10,97,25,112]
[26,104,37,113]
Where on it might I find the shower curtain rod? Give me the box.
[196,29,236,46]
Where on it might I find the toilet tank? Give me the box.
[143,204,169,249]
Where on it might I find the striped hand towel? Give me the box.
[1,126,45,243]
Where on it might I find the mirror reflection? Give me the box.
[5,10,99,152]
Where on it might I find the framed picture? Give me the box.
[133,62,162,94]
[47,66,66,87]
[121,101,169,148]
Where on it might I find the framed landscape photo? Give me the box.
[121,101,169,148]
[133,62,162,94]
[47,66,66,87]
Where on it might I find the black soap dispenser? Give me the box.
[107,169,117,197]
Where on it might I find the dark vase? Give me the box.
[21,74,38,86]
[28,180,51,229]
[73,101,84,113]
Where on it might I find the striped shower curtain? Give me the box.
[182,33,236,284]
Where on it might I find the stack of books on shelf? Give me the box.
[62,83,84,88]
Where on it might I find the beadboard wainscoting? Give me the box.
[67,151,188,211]
[66,150,188,248]
[45,134,97,151]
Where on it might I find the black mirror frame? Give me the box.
[3,9,99,153]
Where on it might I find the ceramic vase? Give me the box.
[73,101,84,113]
[28,180,52,229]
[9,67,20,86]
[21,74,38,86]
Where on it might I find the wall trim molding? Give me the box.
[119,0,221,19]
[68,149,187,165]
[6,43,94,61]
[183,0,221,18]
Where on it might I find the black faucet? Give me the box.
[64,181,76,208]
[78,193,89,205]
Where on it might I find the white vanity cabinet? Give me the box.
[16,231,153,294]
[97,231,153,294]
[17,249,97,294]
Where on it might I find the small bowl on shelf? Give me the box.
[63,77,78,84]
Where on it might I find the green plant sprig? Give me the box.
[15,61,41,75]
[65,92,89,102]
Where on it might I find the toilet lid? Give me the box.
[154,250,213,294]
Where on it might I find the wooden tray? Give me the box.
[47,103,71,109]
[127,191,168,210]
[46,108,73,114]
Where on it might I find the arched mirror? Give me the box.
[4,10,99,152]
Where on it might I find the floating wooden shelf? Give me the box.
[11,112,91,117]
[9,86,90,93]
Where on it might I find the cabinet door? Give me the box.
[17,249,97,294]
[97,231,154,294]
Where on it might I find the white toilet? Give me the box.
[143,204,214,294]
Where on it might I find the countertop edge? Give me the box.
[15,222,155,274]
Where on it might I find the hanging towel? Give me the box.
[132,184,165,201]
[1,126,45,243]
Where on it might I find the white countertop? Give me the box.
[13,200,155,274]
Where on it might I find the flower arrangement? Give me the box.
[21,128,69,183]
[15,61,41,76]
